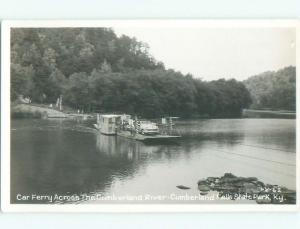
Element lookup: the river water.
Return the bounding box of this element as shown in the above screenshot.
[11,118,296,204]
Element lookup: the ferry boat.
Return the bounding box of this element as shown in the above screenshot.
[93,114,181,143]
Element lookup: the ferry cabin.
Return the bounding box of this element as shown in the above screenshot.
[99,114,121,135]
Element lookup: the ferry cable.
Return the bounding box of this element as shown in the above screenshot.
[210,148,296,167]
[236,143,295,153]
[208,151,296,177]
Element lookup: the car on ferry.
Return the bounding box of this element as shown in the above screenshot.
[138,120,159,135]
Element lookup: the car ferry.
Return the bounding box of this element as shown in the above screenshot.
[93,114,181,143]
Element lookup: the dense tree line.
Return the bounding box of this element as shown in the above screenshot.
[243,66,296,111]
[11,28,252,118]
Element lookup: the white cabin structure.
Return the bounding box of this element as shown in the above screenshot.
[98,114,121,135]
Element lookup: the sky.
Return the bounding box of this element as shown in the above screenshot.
[114,27,296,81]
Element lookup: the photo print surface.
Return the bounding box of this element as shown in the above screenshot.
[1,20,298,211]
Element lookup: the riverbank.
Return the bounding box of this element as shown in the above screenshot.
[11,103,94,119]
[11,103,237,120]
[12,103,68,118]
[11,103,296,121]
[243,109,296,119]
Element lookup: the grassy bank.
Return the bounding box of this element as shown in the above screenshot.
[11,103,67,119]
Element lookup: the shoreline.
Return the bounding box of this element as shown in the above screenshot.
[242,109,296,119]
[11,103,296,120]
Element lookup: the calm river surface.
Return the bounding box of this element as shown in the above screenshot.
[11,118,296,204]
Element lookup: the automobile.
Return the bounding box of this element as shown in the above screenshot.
[139,120,159,135]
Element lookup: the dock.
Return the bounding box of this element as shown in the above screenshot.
[117,131,181,143]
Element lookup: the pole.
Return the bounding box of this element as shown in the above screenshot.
[59,94,63,111]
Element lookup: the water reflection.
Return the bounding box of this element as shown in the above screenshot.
[95,133,185,161]
[96,134,142,160]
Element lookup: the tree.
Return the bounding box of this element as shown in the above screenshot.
[63,72,93,111]
[11,27,253,118]
[11,63,34,101]
[244,66,296,111]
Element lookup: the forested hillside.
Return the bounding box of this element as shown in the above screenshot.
[243,66,296,111]
[11,28,252,118]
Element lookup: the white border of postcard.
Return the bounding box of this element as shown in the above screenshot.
[1,19,300,212]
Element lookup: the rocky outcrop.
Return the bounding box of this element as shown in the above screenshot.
[176,185,191,190]
[197,173,296,204]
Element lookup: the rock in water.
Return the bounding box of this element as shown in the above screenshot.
[176,185,191,190]
[200,191,209,195]
[207,177,218,183]
[197,179,208,185]
[241,182,261,194]
[198,184,210,192]
[223,173,237,178]
[196,173,296,204]
[243,177,258,182]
